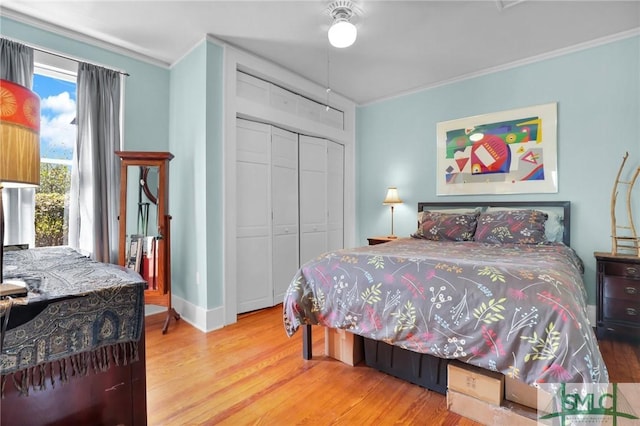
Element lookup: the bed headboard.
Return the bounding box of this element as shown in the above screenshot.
[416,201,571,246]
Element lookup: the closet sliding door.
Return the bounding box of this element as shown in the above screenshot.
[236,119,272,313]
[299,135,344,265]
[271,127,299,303]
[327,142,344,251]
[236,121,343,313]
[236,119,299,313]
[299,136,327,264]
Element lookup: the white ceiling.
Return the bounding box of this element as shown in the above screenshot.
[2,1,639,104]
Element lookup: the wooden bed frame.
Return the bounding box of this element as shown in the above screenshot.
[300,200,572,366]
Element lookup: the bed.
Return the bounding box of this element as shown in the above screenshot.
[1,246,147,425]
[283,201,608,394]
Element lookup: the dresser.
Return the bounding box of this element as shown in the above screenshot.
[594,252,640,339]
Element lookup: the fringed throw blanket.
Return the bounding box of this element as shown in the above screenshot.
[1,246,145,397]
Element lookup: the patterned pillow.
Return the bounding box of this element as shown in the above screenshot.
[412,212,479,241]
[474,210,548,244]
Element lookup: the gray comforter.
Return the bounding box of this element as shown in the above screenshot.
[283,238,608,386]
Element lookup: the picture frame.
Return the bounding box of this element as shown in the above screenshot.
[126,234,144,273]
[436,102,558,196]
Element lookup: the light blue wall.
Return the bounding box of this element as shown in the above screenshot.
[0,17,170,152]
[169,40,224,310]
[3,17,226,314]
[168,42,207,305]
[356,36,640,305]
[204,41,224,309]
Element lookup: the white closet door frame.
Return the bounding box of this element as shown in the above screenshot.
[224,47,356,327]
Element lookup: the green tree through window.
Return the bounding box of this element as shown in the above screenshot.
[33,69,76,247]
[35,163,71,246]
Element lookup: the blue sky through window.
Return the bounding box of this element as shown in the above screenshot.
[33,74,76,161]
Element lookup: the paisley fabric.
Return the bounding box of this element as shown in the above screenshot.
[1,246,145,395]
[283,238,608,386]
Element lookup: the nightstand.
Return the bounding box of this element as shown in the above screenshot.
[367,236,397,245]
[594,252,640,339]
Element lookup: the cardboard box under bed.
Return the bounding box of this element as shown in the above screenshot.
[363,337,449,394]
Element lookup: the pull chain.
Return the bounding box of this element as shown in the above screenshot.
[326,48,331,112]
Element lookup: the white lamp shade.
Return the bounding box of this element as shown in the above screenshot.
[383,187,402,205]
[328,19,357,48]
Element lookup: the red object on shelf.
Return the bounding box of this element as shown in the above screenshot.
[141,238,158,291]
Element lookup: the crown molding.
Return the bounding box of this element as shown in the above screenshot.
[362,28,640,107]
[0,6,170,69]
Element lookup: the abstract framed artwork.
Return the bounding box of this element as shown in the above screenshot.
[436,102,558,196]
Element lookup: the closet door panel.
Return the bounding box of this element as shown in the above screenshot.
[271,127,299,303]
[236,236,271,313]
[236,119,272,313]
[273,233,298,303]
[327,141,344,251]
[236,161,269,237]
[299,170,326,231]
[299,136,327,263]
[272,128,299,234]
[300,232,327,266]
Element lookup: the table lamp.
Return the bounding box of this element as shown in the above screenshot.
[382,186,402,239]
[0,79,40,298]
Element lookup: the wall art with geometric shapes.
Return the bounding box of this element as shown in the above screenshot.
[436,102,558,195]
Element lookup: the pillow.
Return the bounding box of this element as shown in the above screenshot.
[420,207,483,214]
[486,206,564,243]
[412,211,479,241]
[474,209,548,244]
[417,207,482,228]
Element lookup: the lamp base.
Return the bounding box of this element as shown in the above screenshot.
[387,235,398,239]
[0,281,28,299]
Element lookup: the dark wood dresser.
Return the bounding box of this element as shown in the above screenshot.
[594,252,640,339]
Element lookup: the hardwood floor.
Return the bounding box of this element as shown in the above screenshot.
[145,305,640,425]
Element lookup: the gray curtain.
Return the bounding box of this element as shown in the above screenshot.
[69,62,121,263]
[0,38,36,247]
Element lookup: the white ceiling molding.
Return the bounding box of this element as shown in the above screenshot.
[0,6,170,69]
[361,27,640,107]
[495,0,528,12]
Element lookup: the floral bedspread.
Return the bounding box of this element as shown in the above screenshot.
[283,238,608,385]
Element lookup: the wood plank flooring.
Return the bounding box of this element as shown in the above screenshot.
[145,305,640,425]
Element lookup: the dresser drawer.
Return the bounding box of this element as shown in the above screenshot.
[603,298,640,322]
[602,261,640,279]
[603,277,640,302]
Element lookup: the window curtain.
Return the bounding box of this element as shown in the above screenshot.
[68,63,121,263]
[0,38,36,247]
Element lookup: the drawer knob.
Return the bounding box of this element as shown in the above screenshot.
[626,307,638,316]
[625,286,638,295]
[625,267,638,276]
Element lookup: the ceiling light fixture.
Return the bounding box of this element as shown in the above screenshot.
[327,1,358,48]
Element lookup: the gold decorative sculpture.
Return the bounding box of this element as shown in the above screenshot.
[610,152,640,256]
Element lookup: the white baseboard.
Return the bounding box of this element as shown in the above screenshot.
[145,295,226,333]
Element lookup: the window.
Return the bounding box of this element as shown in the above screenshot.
[32,58,77,247]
